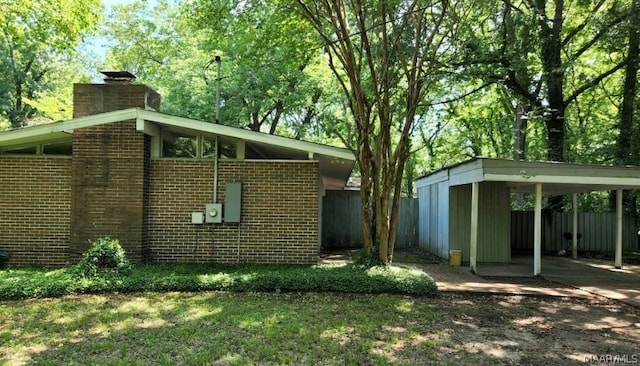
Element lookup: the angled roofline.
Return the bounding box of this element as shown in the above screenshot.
[414,157,640,194]
[0,108,356,162]
[136,109,355,161]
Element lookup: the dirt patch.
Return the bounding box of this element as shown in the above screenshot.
[427,292,640,365]
[394,249,640,364]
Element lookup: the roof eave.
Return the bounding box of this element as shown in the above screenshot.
[0,108,357,185]
[0,109,139,148]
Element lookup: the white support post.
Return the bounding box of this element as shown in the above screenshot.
[572,193,578,260]
[470,182,479,274]
[534,183,542,276]
[615,189,623,269]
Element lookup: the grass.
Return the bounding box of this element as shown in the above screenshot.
[0,253,440,364]
[0,291,443,365]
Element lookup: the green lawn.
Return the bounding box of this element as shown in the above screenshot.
[0,251,443,364]
[1,291,442,365]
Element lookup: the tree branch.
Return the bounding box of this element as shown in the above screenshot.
[566,12,629,63]
[561,0,606,47]
[421,82,494,107]
[565,60,627,105]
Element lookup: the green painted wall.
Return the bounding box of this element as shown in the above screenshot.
[449,182,511,263]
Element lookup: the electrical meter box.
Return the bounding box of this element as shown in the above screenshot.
[205,203,223,223]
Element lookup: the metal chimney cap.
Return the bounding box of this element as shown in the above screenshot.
[100,70,137,83]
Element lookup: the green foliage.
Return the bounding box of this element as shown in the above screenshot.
[0,0,101,128]
[353,251,385,268]
[73,237,132,278]
[0,250,9,269]
[297,0,464,263]
[0,262,437,300]
[1,291,446,365]
[102,0,336,141]
[447,0,635,163]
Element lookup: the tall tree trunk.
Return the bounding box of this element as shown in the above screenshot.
[535,0,565,213]
[619,0,640,165]
[614,0,640,215]
[536,0,566,162]
[403,140,416,198]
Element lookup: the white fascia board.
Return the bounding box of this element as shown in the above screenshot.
[136,118,160,136]
[0,109,138,146]
[137,109,355,161]
[0,108,355,162]
[484,173,640,187]
[449,168,485,186]
[414,170,449,188]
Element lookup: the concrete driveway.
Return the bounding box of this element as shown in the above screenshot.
[407,255,640,306]
[544,257,640,307]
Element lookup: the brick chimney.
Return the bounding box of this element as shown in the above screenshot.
[70,71,160,263]
[73,71,161,117]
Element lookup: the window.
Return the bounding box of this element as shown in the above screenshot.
[43,142,72,155]
[218,139,237,159]
[202,136,217,159]
[0,141,72,156]
[162,131,197,158]
[2,146,38,155]
[160,129,238,159]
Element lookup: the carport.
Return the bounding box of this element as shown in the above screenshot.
[415,158,640,276]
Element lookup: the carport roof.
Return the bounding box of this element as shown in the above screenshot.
[415,158,640,195]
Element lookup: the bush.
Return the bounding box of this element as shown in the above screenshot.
[74,237,131,278]
[0,262,438,300]
[0,250,9,269]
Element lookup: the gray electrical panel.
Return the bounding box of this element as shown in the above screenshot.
[224,182,242,222]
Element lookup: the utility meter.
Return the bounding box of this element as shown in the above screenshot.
[205,203,223,223]
[209,207,218,218]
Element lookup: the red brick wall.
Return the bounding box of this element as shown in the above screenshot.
[0,157,72,266]
[148,160,320,264]
[69,82,158,262]
[73,83,161,118]
[70,121,148,262]
[1,84,322,266]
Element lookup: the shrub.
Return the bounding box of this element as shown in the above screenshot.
[74,237,131,278]
[0,262,438,300]
[0,250,9,269]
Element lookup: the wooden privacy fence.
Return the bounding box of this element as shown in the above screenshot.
[323,193,638,253]
[511,211,638,252]
[322,192,418,249]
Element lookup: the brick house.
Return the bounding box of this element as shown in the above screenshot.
[0,73,355,266]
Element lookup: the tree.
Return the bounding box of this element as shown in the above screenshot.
[458,0,631,163]
[296,0,459,263]
[609,0,640,214]
[617,0,640,165]
[189,0,338,136]
[0,0,100,128]
[104,0,336,139]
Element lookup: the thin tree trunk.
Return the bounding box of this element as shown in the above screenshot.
[614,0,640,215]
[513,102,528,161]
[514,102,528,208]
[619,0,640,164]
